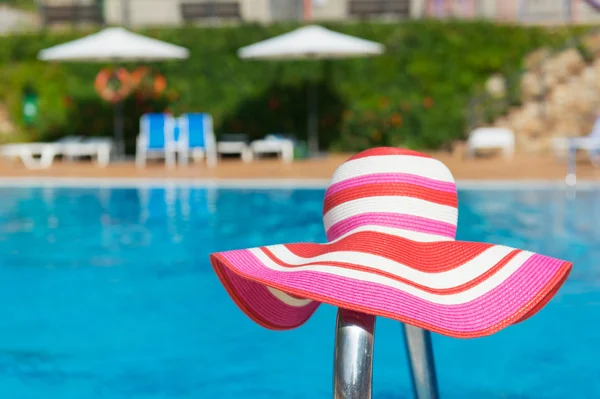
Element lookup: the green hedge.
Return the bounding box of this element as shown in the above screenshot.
[0,21,581,153]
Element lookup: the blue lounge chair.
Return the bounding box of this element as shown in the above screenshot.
[136,113,177,168]
[177,113,217,167]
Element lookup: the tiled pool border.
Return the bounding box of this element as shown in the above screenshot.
[0,177,598,190]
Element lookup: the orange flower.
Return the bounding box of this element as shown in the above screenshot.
[153,75,167,96]
[423,97,434,108]
[390,113,403,127]
[371,130,382,142]
[400,102,411,111]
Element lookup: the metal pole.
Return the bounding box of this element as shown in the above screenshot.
[566,139,576,198]
[307,81,319,156]
[114,99,125,159]
[333,309,376,399]
[403,325,440,399]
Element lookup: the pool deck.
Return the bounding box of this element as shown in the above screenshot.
[0,152,598,182]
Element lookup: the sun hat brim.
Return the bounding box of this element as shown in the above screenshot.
[210,230,572,338]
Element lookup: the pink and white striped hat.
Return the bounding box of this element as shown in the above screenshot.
[210,147,572,338]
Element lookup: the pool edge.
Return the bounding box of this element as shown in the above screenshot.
[0,177,598,190]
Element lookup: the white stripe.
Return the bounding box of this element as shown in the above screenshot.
[249,248,535,305]
[329,225,453,243]
[266,287,313,307]
[267,245,515,289]
[323,196,458,232]
[329,155,455,185]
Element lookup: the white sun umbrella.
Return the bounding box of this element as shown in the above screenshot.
[37,27,190,158]
[38,27,189,62]
[238,25,384,155]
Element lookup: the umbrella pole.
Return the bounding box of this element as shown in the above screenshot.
[307,80,319,156]
[333,309,375,399]
[114,99,125,160]
[402,325,440,399]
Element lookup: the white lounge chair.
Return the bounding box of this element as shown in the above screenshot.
[63,137,114,166]
[135,113,178,168]
[552,118,600,167]
[250,134,294,163]
[177,113,217,167]
[0,136,114,169]
[216,134,252,163]
[466,127,515,158]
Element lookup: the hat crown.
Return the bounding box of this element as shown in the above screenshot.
[322,147,458,242]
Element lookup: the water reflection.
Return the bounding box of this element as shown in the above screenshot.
[0,185,228,269]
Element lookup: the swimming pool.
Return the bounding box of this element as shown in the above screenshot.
[0,183,598,399]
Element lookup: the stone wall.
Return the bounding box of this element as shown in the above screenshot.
[490,38,600,154]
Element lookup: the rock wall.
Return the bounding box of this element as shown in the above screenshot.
[490,40,600,154]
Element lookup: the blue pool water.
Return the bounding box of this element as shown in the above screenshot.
[0,184,598,399]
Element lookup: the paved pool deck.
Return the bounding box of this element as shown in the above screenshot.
[0,152,598,181]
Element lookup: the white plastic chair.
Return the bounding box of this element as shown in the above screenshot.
[216,134,253,163]
[250,134,294,163]
[552,118,600,167]
[466,127,515,158]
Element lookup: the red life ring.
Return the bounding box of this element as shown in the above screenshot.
[94,68,132,103]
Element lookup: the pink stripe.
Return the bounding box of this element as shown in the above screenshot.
[217,250,564,333]
[326,213,457,241]
[326,173,456,197]
[221,266,318,328]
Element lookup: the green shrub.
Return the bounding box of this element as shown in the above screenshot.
[0,21,581,153]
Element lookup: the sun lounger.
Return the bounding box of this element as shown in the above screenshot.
[0,136,114,169]
[0,142,62,169]
[250,134,294,163]
[217,133,252,163]
[466,127,515,158]
[63,137,114,166]
[177,113,217,167]
[552,118,600,167]
[135,113,177,168]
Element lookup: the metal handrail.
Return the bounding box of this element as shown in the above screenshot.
[333,309,439,399]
